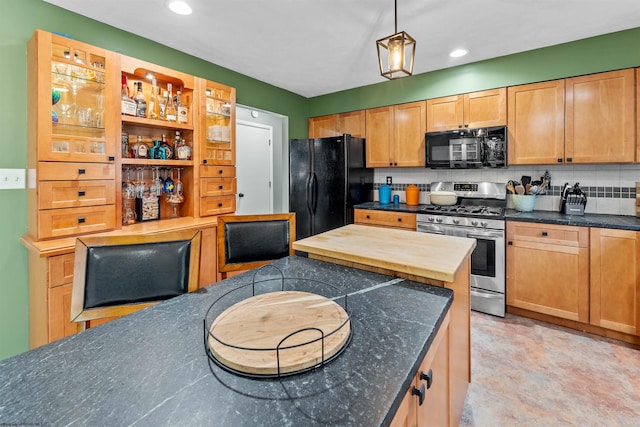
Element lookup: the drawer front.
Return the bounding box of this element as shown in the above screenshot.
[354,209,416,230]
[507,222,589,247]
[49,253,75,288]
[39,162,116,181]
[199,196,236,217]
[39,205,116,239]
[200,178,236,197]
[39,180,116,209]
[39,136,115,164]
[199,165,236,178]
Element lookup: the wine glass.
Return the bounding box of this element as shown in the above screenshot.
[166,168,183,218]
[122,168,136,225]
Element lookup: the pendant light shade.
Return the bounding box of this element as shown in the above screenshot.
[377,0,416,79]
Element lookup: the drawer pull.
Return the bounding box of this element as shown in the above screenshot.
[218,203,223,207]
[203,159,208,164]
[219,169,224,174]
[397,218,402,222]
[420,369,433,389]
[411,384,426,406]
[542,231,548,236]
[219,185,224,190]
[366,215,371,219]
[78,168,86,175]
[78,190,86,197]
[78,217,86,224]
[108,156,115,161]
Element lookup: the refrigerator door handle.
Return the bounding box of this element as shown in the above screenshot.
[309,173,318,213]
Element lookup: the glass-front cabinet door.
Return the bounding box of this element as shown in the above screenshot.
[32,30,119,163]
[200,80,236,166]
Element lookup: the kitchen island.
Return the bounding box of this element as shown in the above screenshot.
[0,226,474,426]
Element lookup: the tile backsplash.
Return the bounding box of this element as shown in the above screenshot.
[373,164,640,216]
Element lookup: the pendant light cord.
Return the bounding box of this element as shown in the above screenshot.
[394,0,398,34]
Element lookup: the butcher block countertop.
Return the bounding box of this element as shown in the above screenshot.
[293,224,477,283]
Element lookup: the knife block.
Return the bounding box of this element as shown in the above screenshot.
[562,203,585,215]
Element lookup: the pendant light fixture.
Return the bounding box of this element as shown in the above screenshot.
[376,0,416,80]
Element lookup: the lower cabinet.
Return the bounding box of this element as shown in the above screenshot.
[507,221,640,341]
[354,209,417,230]
[590,228,640,335]
[391,312,450,427]
[506,222,590,322]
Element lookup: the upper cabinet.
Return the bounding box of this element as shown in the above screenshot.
[308,110,365,138]
[28,30,119,239]
[509,69,636,165]
[507,80,565,165]
[426,88,506,132]
[565,69,635,164]
[366,101,426,168]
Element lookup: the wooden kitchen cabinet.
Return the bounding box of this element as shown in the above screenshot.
[27,30,119,240]
[355,209,416,230]
[590,228,640,335]
[565,69,635,164]
[391,313,450,427]
[506,221,590,322]
[426,88,506,132]
[308,110,366,138]
[366,101,426,167]
[507,80,565,165]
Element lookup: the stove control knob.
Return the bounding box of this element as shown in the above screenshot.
[452,218,460,225]
[471,220,478,226]
[428,216,434,222]
[435,217,443,223]
[480,221,488,228]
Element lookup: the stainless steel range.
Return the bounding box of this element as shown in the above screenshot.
[416,182,506,317]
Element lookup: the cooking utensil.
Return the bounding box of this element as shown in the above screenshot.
[525,184,533,195]
[515,184,525,195]
[521,176,532,187]
[506,181,516,194]
[430,190,457,205]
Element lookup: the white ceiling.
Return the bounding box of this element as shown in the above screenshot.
[43,0,640,98]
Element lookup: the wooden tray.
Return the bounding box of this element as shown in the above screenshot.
[208,291,350,376]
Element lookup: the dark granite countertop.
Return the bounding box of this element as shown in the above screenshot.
[0,256,452,427]
[355,202,640,232]
[504,209,640,231]
[355,201,424,213]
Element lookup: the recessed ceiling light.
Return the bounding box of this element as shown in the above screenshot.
[449,49,468,58]
[168,1,192,15]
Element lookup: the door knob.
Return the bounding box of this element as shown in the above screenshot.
[238,193,245,198]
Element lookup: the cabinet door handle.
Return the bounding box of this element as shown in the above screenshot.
[108,156,115,161]
[78,190,86,197]
[507,241,513,245]
[566,157,573,163]
[203,159,208,164]
[389,162,393,166]
[420,369,433,389]
[557,158,563,163]
[411,384,426,406]
[542,231,548,236]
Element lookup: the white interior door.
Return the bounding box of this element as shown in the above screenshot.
[236,121,273,214]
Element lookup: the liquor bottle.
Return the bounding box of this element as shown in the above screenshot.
[159,89,168,121]
[161,133,173,159]
[176,90,188,124]
[176,133,191,160]
[173,131,181,159]
[134,82,147,118]
[121,74,137,116]
[136,135,148,159]
[165,83,177,122]
[148,78,160,120]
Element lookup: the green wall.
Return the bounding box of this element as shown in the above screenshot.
[309,27,640,115]
[2,0,640,360]
[0,0,308,360]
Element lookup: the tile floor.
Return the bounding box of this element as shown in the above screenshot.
[460,312,640,427]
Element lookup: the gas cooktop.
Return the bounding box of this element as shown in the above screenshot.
[420,204,504,217]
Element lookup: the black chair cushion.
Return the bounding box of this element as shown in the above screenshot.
[84,240,191,309]
[224,220,290,264]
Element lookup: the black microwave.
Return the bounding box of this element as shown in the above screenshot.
[425,126,507,169]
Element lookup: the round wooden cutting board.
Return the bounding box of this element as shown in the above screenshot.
[208,291,351,376]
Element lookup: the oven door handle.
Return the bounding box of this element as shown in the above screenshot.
[470,289,503,299]
[466,231,503,240]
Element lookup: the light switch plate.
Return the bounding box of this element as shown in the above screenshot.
[0,169,26,190]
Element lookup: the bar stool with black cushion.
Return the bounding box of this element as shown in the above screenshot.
[217,213,296,279]
[70,229,202,326]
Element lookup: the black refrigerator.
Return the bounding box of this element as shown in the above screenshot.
[289,135,373,240]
